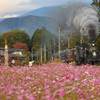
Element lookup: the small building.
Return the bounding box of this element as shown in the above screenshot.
[8,49,25,62]
[0,47,5,62]
[0,47,25,63]
[8,49,23,56]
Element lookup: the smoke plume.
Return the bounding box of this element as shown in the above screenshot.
[47,1,99,41]
[73,6,99,41]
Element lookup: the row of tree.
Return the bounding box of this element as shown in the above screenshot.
[0,27,57,51]
[0,27,99,52]
[0,30,30,50]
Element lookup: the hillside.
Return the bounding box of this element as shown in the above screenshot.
[0,15,58,37]
[22,6,60,17]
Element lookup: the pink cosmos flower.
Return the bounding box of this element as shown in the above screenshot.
[95,85,99,88]
[59,92,64,96]
[24,88,27,91]
[29,94,35,100]
[45,95,51,99]
[17,96,23,100]
[90,95,94,98]
[66,76,69,79]
[15,91,20,94]
[45,90,50,94]
[6,96,11,99]
[80,99,85,100]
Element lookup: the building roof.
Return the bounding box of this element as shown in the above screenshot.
[8,54,25,58]
[0,47,24,52]
[8,49,23,52]
[0,47,5,50]
[0,54,4,57]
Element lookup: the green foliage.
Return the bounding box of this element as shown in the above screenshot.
[5,38,7,45]
[14,60,22,66]
[31,27,54,51]
[0,30,31,49]
[70,33,80,48]
[8,57,25,67]
[91,0,100,21]
[32,61,42,65]
[51,59,64,63]
[0,63,2,66]
[70,33,88,48]
[91,0,100,7]
[23,51,31,64]
[24,57,30,65]
[31,27,57,62]
[95,34,100,51]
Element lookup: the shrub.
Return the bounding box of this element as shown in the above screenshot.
[32,61,42,65]
[51,59,65,63]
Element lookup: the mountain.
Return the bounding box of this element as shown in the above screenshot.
[0,19,4,22]
[22,6,60,17]
[0,15,58,37]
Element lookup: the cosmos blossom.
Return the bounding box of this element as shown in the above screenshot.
[0,62,100,100]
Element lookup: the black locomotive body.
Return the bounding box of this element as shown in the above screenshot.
[75,43,100,65]
[52,43,100,65]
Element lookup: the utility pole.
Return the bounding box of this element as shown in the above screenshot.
[44,43,46,62]
[80,36,83,44]
[68,36,70,48]
[58,25,61,60]
[5,39,8,66]
[36,51,38,61]
[54,36,55,53]
[31,48,33,61]
[50,40,52,60]
[41,46,42,63]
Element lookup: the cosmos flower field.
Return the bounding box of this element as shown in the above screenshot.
[0,62,100,100]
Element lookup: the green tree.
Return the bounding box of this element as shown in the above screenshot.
[91,0,100,21]
[95,34,100,51]
[0,30,31,49]
[31,27,55,61]
[69,32,89,48]
[91,0,100,51]
[23,50,31,64]
[31,27,53,51]
[70,33,80,48]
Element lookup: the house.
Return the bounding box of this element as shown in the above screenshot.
[0,47,25,63]
[8,49,25,62]
[0,47,5,62]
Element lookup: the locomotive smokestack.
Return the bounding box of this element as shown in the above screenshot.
[89,29,96,42]
[88,24,97,42]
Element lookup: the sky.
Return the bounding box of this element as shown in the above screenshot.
[0,0,93,19]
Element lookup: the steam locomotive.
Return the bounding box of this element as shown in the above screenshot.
[52,42,100,65]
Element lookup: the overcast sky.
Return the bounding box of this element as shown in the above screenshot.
[0,0,93,19]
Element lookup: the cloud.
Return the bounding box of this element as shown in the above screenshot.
[3,14,19,18]
[0,0,36,18]
[0,0,92,18]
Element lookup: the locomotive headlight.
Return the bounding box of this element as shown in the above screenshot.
[92,43,95,46]
[92,51,97,56]
[81,47,83,49]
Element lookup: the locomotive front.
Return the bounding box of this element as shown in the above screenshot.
[86,43,100,64]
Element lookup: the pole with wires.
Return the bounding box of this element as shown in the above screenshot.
[58,25,61,60]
